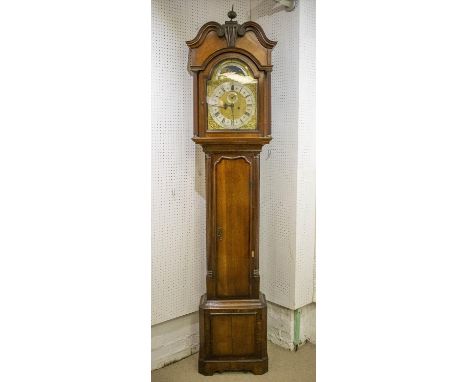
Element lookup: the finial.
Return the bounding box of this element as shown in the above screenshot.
[227,5,237,21]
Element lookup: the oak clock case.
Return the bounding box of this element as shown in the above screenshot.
[187,10,276,376]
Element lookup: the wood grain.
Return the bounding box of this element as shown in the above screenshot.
[215,157,251,297]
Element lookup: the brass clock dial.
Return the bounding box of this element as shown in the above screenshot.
[206,59,257,130]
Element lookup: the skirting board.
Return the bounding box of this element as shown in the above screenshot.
[151,302,316,370]
[151,312,199,370]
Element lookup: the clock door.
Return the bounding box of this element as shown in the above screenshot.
[214,156,252,298]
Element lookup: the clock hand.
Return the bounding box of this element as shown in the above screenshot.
[230,104,235,125]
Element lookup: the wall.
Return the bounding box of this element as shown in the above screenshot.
[295,0,316,307]
[268,301,316,351]
[151,0,252,326]
[299,302,316,346]
[151,312,199,370]
[252,0,300,310]
[252,0,316,311]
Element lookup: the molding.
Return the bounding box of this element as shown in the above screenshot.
[213,155,252,167]
[200,292,267,310]
[192,48,273,72]
[239,21,277,49]
[186,21,223,48]
[193,136,272,154]
[192,136,272,145]
[186,21,276,50]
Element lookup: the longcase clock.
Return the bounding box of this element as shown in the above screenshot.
[186,8,276,376]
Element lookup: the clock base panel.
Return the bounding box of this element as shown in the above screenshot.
[198,293,268,375]
[198,357,268,376]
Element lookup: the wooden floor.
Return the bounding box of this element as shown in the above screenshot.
[152,341,315,382]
